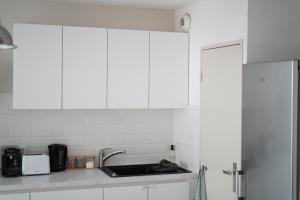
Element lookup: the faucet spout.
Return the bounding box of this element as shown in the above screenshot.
[103,150,126,162]
[98,149,126,168]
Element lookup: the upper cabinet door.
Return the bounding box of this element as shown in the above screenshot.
[107,29,149,109]
[63,26,107,109]
[149,32,189,108]
[13,24,63,109]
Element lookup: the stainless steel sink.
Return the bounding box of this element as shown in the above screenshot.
[100,163,191,177]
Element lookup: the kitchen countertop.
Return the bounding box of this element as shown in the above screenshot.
[0,169,197,194]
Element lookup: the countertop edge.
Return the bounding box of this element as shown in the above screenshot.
[0,170,198,195]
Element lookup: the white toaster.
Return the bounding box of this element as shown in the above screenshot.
[22,154,50,175]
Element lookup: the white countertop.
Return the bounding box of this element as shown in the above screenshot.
[0,169,197,194]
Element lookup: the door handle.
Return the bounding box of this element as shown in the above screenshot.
[223,163,244,200]
[223,163,238,193]
[223,169,235,175]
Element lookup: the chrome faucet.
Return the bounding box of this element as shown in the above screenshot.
[98,148,126,168]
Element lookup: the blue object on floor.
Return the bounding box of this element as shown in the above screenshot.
[193,165,207,200]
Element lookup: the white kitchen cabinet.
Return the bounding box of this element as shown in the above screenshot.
[104,185,147,200]
[149,32,189,108]
[63,26,107,109]
[104,182,189,200]
[107,29,149,108]
[148,182,189,200]
[13,24,62,109]
[0,193,29,200]
[13,23,189,110]
[31,188,103,200]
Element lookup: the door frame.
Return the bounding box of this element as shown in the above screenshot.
[199,39,244,167]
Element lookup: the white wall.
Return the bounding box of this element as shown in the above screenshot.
[174,0,248,171]
[0,0,174,93]
[247,0,300,62]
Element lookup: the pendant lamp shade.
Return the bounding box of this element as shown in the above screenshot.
[0,20,17,50]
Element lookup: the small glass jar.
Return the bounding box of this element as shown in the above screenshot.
[86,156,95,169]
[67,156,76,169]
[76,156,87,168]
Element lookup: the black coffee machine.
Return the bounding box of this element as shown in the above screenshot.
[1,147,22,177]
[48,144,67,172]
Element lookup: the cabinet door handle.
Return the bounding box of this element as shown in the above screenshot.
[149,184,157,189]
[139,185,148,190]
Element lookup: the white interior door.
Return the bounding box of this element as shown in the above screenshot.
[201,44,242,200]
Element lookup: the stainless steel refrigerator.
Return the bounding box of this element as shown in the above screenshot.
[242,60,299,200]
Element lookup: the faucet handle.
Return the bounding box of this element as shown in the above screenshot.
[99,148,112,153]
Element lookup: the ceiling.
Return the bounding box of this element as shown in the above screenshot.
[42,0,200,9]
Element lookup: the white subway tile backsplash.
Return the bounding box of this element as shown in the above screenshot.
[116,145,136,154]
[10,109,32,116]
[77,128,97,136]
[20,137,43,147]
[136,121,170,133]
[0,93,173,164]
[108,135,127,145]
[145,134,170,144]
[21,116,43,126]
[0,116,20,126]
[65,136,85,146]
[55,127,78,136]
[126,135,147,144]
[116,124,137,134]
[32,127,55,137]
[65,115,87,126]
[86,111,126,126]
[42,137,65,146]
[0,128,9,137]
[125,110,147,123]
[123,155,146,165]
[155,144,170,153]
[136,144,156,154]
[85,136,107,146]
[96,126,116,135]
[0,94,11,114]
[10,127,32,137]
[0,138,20,147]
[43,114,65,125]
[0,103,10,114]
[68,147,97,156]
[146,153,170,164]
[24,147,48,154]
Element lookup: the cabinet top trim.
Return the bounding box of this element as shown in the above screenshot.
[13,23,188,35]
